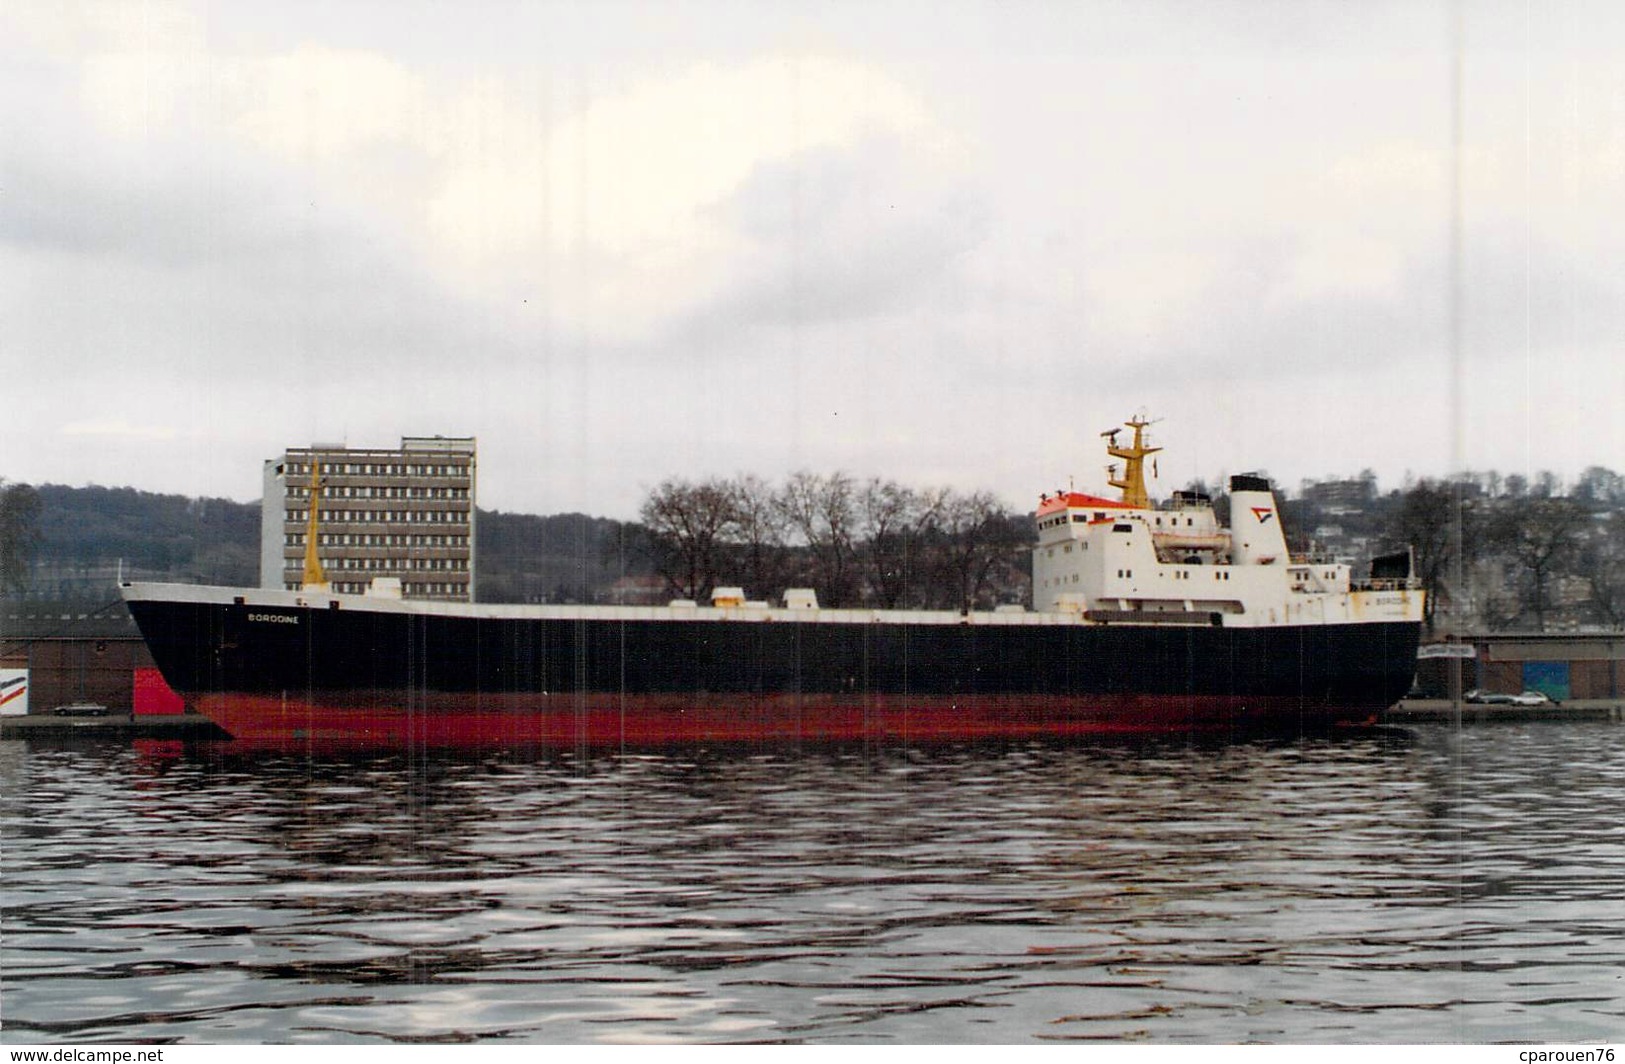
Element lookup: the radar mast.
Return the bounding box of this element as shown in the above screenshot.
[1102,415,1161,509]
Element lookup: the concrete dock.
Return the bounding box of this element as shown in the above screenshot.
[0,713,230,741]
[1382,699,1625,723]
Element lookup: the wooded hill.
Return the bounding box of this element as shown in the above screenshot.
[9,484,644,605]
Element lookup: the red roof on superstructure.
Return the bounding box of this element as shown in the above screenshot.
[1035,491,1136,517]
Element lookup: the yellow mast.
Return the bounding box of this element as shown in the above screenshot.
[302,460,329,592]
[1102,415,1161,509]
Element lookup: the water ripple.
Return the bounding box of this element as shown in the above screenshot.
[3,724,1624,1042]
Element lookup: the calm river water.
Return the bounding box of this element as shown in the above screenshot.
[2,723,1623,1044]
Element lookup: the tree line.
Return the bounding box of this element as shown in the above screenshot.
[1372,468,1625,634]
[4,466,1623,632]
[636,473,1030,611]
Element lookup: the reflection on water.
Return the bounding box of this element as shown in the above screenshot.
[2,725,1623,1043]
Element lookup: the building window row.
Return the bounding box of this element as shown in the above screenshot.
[288,485,469,501]
[287,509,469,525]
[289,557,468,573]
[287,461,469,478]
[286,532,469,548]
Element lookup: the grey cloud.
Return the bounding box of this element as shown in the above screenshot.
[1,116,530,387]
[674,140,991,340]
[1015,230,1625,399]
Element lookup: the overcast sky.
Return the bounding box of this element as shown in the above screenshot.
[4,1,1622,518]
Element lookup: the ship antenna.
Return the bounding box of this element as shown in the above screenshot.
[1104,414,1163,508]
[303,460,330,592]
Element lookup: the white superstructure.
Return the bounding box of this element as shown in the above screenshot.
[1031,420,1421,629]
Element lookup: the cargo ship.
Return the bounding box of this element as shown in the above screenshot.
[121,419,1423,745]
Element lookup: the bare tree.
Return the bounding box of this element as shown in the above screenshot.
[778,471,860,606]
[930,489,1029,612]
[1485,496,1588,630]
[727,474,792,601]
[1575,466,1625,509]
[639,478,738,600]
[1387,478,1482,634]
[858,479,945,608]
[1579,511,1625,627]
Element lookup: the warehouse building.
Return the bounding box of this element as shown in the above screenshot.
[0,605,182,718]
[1414,631,1625,700]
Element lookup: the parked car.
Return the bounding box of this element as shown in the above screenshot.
[51,702,110,717]
[1463,689,1559,707]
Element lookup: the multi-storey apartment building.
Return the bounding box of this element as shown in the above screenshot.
[260,436,476,601]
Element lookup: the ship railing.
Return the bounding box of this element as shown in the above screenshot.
[1350,576,1420,593]
[1289,549,1341,565]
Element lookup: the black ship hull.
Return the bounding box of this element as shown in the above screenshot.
[125,590,1421,746]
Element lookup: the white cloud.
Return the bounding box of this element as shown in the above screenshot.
[423,54,955,336]
[57,21,966,342]
[1325,140,1449,199]
[222,45,426,161]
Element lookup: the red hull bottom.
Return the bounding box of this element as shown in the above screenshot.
[192,691,1384,748]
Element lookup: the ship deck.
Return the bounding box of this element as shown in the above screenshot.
[124,581,1143,626]
[121,581,1404,628]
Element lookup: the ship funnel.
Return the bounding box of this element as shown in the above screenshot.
[1228,473,1287,565]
